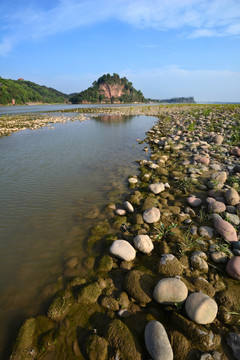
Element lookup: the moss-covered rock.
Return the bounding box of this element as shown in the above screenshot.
[141,197,159,211]
[112,216,128,230]
[10,318,37,360]
[87,221,110,248]
[123,270,155,304]
[96,255,114,272]
[169,330,191,360]
[85,334,108,360]
[100,296,119,311]
[106,319,143,360]
[47,294,73,321]
[77,282,102,305]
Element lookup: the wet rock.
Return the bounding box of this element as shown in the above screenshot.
[185,292,218,324]
[212,134,224,145]
[224,187,240,206]
[191,251,209,273]
[124,201,134,213]
[213,218,238,242]
[65,256,79,269]
[187,196,202,207]
[124,270,154,304]
[47,293,73,321]
[86,334,108,360]
[96,255,114,272]
[168,331,190,360]
[144,321,173,360]
[153,278,188,305]
[100,296,119,311]
[77,282,102,305]
[226,256,240,280]
[143,207,161,223]
[133,234,154,254]
[199,226,214,238]
[227,332,240,360]
[109,240,136,261]
[106,319,142,360]
[149,182,165,194]
[172,312,221,352]
[158,254,183,276]
[10,318,37,360]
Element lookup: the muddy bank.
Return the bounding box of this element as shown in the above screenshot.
[10,104,240,360]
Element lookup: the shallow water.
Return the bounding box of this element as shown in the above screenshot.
[0,114,156,358]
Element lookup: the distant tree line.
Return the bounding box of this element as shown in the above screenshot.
[69,73,145,104]
[146,96,195,104]
[0,77,68,105]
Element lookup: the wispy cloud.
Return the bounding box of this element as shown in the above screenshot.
[1,0,240,55]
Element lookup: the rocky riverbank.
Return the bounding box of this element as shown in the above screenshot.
[10,104,240,360]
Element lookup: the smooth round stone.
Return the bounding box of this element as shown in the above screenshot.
[185,293,218,324]
[128,177,138,184]
[195,156,210,165]
[149,182,165,194]
[109,240,136,261]
[143,207,160,224]
[208,200,226,213]
[199,226,214,238]
[225,213,240,225]
[230,147,240,157]
[226,205,237,214]
[144,321,173,360]
[213,218,238,242]
[226,256,240,280]
[149,163,159,169]
[115,209,126,216]
[224,188,240,206]
[233,249,240,256]
[212,134,224,145]
[233,241,240,251]
[133,234,154,254]
[153,278,188,305]
[187,196,202,207]
[124,201,134,213]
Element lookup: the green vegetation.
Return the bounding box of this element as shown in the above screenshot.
[146,96,195,104]
[0,77,68,105]
[69,73,145,104]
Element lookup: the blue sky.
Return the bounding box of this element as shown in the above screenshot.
[0,0,240,102]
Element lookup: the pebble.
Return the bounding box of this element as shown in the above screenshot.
[211,251,228,263]
[128,177,138,184]
[191,251,209,272]
[224,187,240,206]
[208,200,226,213]
[225,213,240,225]
[195,156,210,165]
[227,333,240,360]
[198,226,214,238]
[115,209,126,216]
[212,134,224,145]
[213,218,238,242]
[153,278,188,305]
[233,241,240,250]
[226,256,240,280]
[143,207,161,223]
[109,240,136,261]
[226,205,237,214]
[124,201,134,213]
[230,147,240,157]
[133,234,154,254]
[149,182,165,194]
[185,292,218,324]
[187,196,202,207]
[144,321,173,360]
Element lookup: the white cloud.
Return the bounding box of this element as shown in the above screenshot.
[1,0,240,55]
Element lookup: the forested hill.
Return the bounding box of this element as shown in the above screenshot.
[0,77,68,105]
[69,73,145,104]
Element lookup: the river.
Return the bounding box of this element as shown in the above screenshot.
[0,111,156,358]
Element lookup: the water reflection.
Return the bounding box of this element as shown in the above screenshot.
[94,114,132,124]
[0,114,156,358]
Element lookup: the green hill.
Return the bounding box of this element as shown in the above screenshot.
[69,73,145,104]
[0,77,68,105]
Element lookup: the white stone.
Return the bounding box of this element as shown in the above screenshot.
[128,177,138,184]
[149,182,165,194]
[185,292,218,324]
[109,240,136,261]
[143,207,160,223]
[133,235,154,254]
[124,201,134,213]
[144,321,173,360]
[153,278,188,305]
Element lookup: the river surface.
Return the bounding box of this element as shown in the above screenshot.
[0,113,156,358]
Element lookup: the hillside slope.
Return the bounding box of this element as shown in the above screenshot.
[69,73,145,104]
[0,77,68,105]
